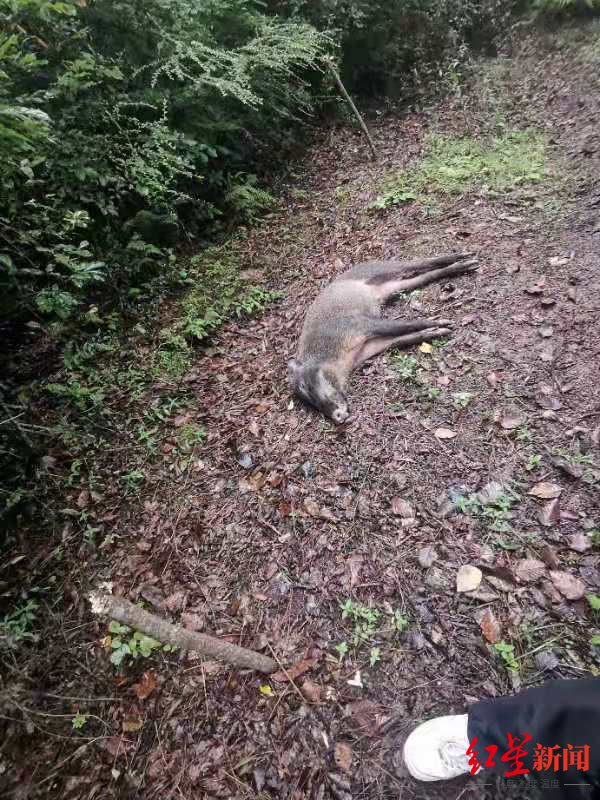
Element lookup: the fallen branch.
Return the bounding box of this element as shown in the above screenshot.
[325,58,377,161]
[89,592,277,674]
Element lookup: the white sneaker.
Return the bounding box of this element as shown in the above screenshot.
[403,714,473,782]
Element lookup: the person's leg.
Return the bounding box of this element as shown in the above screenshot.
[404,679,600,797]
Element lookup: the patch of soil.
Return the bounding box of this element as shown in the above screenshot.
[2,22,600,800]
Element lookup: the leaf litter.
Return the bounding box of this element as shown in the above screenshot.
[6,24,600,800]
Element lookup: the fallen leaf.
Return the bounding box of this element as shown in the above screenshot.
[535,383,562,410]
[528,482,562,500]
[272,658,316,682]
[347,671,363,688]
[122,716,144,733]
[301,679,321,704]
[552,457,583,479]
[259,685,274,697]
[538,498,561,527]
[173,413,192,428]
[434,428,457,440]
[319,506,338,523]
[541,545,560,570]
[417,546,437,569]
[346,554,363,588]
[567,534,591,553]
[419,342,433,354]
[486,371,502,388]
[391,497,414,517]
[480,609,502,643]
[76,489,90,509]
[303,497,320,517]
[456,565,482,593]
[132,671,158,701]
[498,412,525,430]
[334,742,353,773]
[549,571,586,601]
[514,559,546,584]
[549,256,570,267]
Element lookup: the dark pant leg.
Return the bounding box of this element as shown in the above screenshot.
[467,679,600,799]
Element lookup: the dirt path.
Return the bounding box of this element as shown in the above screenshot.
[4,22,600,800]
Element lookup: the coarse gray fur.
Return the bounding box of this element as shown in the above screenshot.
[289,253,479,423]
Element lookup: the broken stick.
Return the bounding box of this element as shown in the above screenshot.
[325,58,377,161]
[89,591,277,674]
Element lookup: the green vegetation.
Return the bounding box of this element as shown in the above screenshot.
[370,130,548,211]
[492,641,519,672]
[335,599,409,665]
[106,620,175,667]
[454,489,518,535]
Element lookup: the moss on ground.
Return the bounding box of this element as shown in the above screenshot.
[370,129,548,210]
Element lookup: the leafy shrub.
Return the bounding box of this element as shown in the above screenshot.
[0,0,326,327]
[268,0,513,97]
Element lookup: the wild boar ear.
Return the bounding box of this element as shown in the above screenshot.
[287,358,303,382]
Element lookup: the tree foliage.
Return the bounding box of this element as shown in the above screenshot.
[0,0,326,327]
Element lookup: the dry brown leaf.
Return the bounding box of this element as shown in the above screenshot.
[434,428,457,440]
[538,498,561,527]
[549,571,586,601]
[132,671,158,701]
[480,609,502,643]
[541,545,560,569]
[535,383,562,410]
[345,700,382,737]
[514,559,546,584]
[272,658,316,683]
[456,565,482,593]
[498,412,525,430]
[173,413,192,428]
[76,489,90,509]
[347,554,363,588]
[391,497,414,517]
[528,482,562,500]
[248,421,260,437]
[319,506,338,523]
[300,679,321,704]
[122,716,144,733]
[303,498,320,517]
[334,742,353,773]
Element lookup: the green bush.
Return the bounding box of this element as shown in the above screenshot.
[0,0,326,327]
[267,0,512,97]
